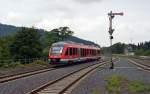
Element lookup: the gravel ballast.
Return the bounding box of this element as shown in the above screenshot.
[70,58,150,94]
[0,61,101,94]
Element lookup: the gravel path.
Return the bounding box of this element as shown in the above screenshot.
[70,58,150,94]
[0,61,100,94]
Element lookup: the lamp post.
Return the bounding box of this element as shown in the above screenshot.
[108,11,123,69]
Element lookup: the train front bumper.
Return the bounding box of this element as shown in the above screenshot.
[48,58,68,64]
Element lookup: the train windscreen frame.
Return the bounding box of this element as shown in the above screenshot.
[50,46,63,55]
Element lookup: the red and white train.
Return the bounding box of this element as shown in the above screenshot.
[48,41,101,64]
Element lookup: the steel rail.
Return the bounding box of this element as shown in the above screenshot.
[27,61,110,94]
[0,67,55,83]
[128,59,150,72]
[0,60,108,83]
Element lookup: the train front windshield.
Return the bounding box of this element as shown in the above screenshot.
[50,46,63,55]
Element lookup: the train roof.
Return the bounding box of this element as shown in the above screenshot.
[52,41,100,49]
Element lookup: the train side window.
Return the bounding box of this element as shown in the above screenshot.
[84,49,85,56]
[74,48,76,55]
[81,48,82,56]
[81,49,84,56]
[87,49,89,55]
[69,48,73,55]
[81,48,83,56]
[98,50,100,55]
[75,48,77,55]
[89,49,91,55]
[96,50,97,55]
[78,48,80,56]
[86,49,87,56]
[84,49,86,56]
[72,48,74,55]
[73,48,75,55]
[83,49,85,56]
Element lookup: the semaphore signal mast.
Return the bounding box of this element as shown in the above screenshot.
[108,11,124,69]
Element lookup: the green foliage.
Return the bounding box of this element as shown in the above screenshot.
[105,75,150,93]
[44,27,74,47]
[137,41,150,50]
[111,42,126,54]
[128,81,150,93]
[0,23,20,37]
[105,75,121,94]
[91,88,99,94]
[0,59,48,69]
[135,49,150,56]
[32,60,48,65]
[102,41,150,56]
[0,60,48,69]
[135,49,145,56]
[42,47,49,57]
[50,26,74,41]
[58,27,74,40]
[0,61,23,69]
[101,42,126,54]
[0,36,13,60]
[135,41,150,56]
[144,50,150,56]
[10,27,42,59]
[44,31,59,47]
[101,47,110,55]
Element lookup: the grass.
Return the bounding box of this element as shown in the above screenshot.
[32,60,48,65]
[128,81,150,93]
[105,75,121,94]
[0,62,24,69]
[0,60,48,69]
[105,75,150,94]
[91,88,99,94]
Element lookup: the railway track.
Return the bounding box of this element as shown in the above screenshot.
[27,61,109,94]
[128,59,150,72]
[0,67,56,83]
[132,58,150,65]
[0,59,107,83]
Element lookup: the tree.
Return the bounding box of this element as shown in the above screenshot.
[111,42,126,54]
[0,36,12,59]
[44,27,74,47]
[10,27,42,59]
[135,41,150,56]
[51,26,74,40]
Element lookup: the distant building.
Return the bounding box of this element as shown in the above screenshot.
[124,45,135,56]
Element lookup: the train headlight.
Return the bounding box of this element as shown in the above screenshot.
[48,59,51,62]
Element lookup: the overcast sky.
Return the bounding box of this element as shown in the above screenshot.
[0,0,150,46]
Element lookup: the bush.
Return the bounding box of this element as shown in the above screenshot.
[0,61,23,69]
[42,47,49,57]
[143,50,150,56]
[135,49,150,56]
[32,60,48,65]
[135,49,144,56]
